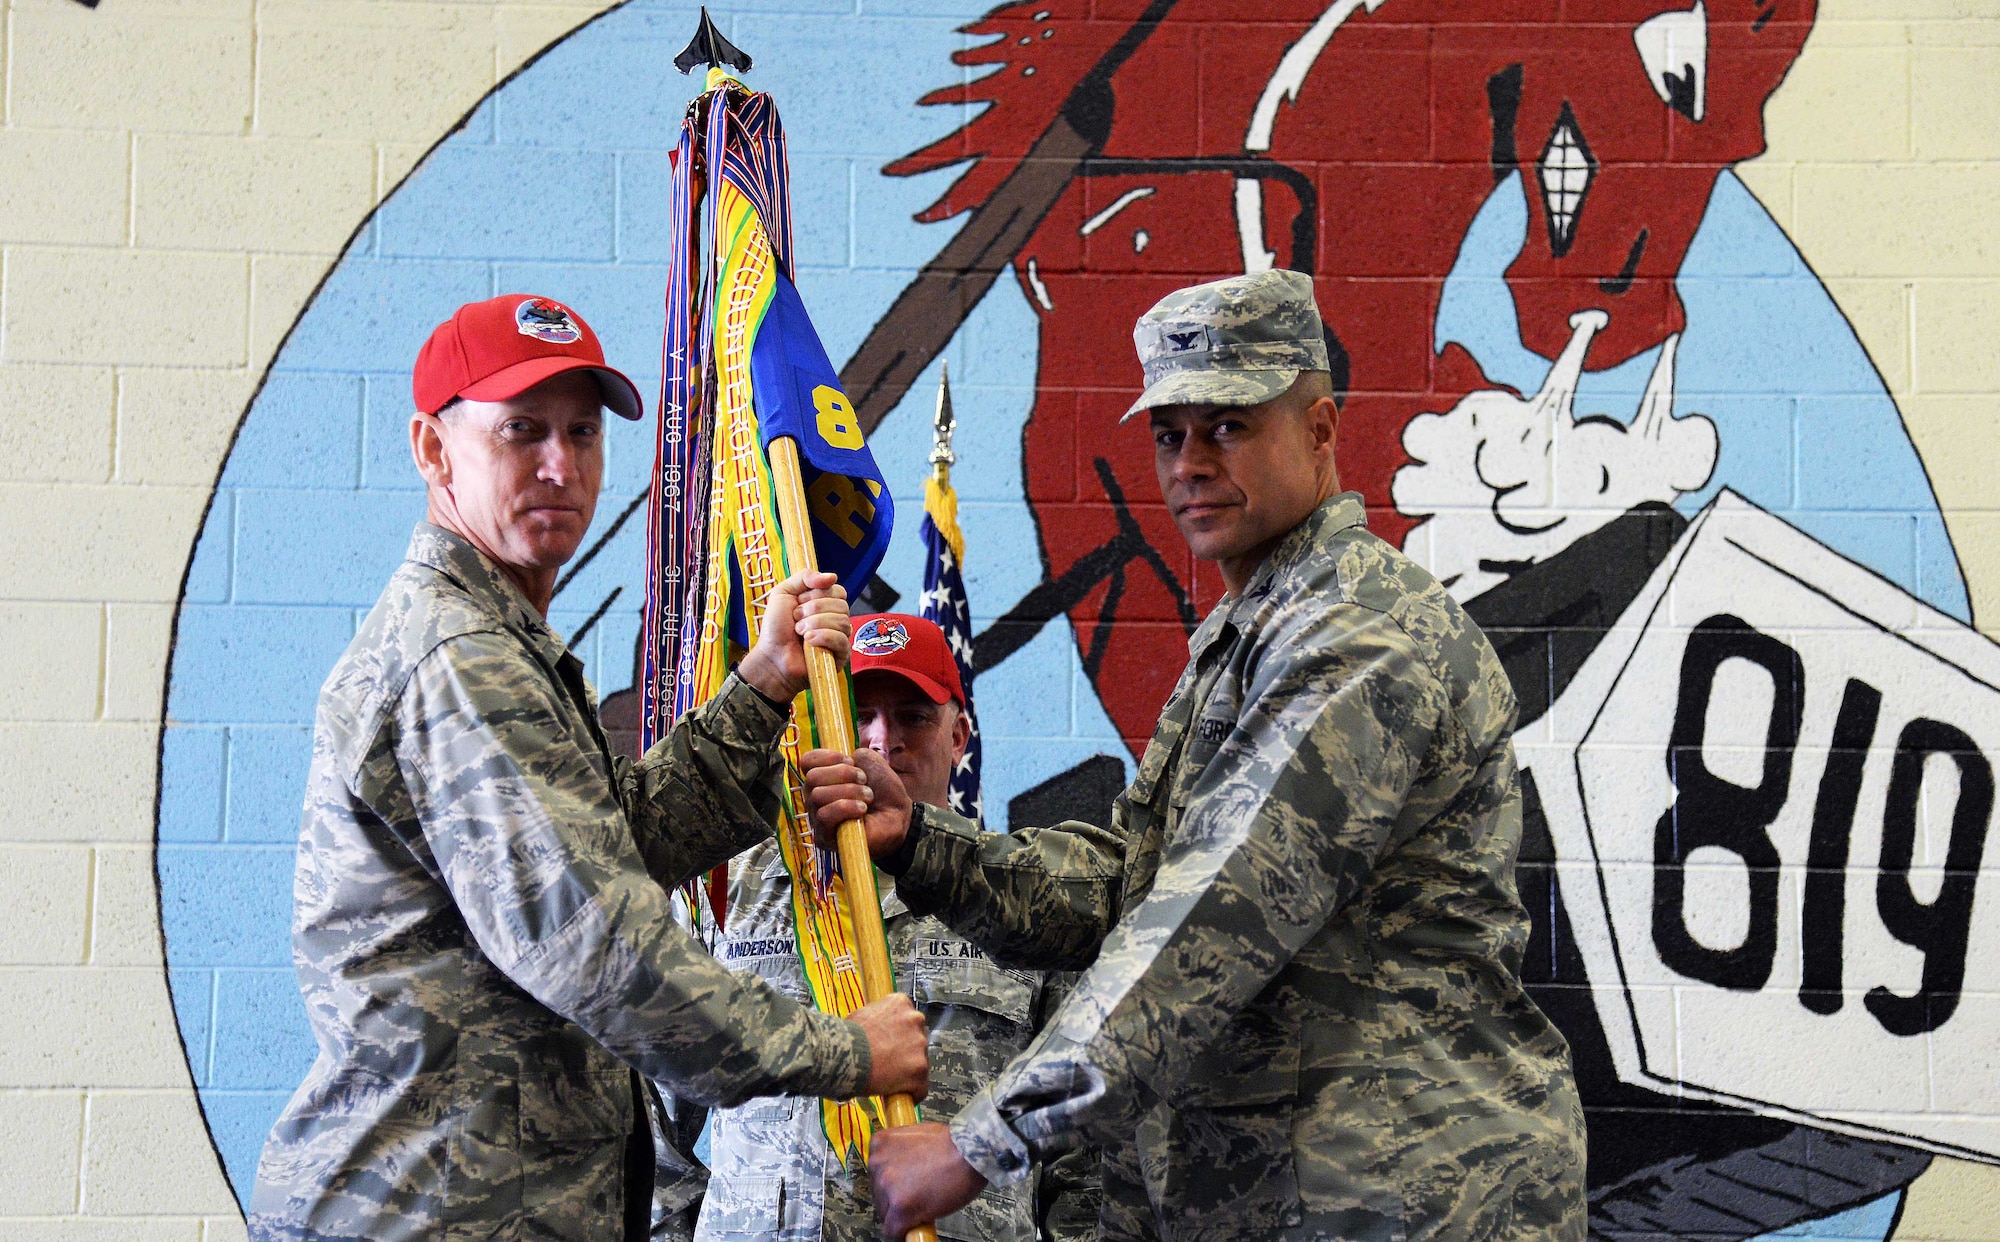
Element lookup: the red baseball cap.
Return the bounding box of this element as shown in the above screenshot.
[849,614,965,710]
[413,294,643,419]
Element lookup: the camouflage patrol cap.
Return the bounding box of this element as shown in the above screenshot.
[1123,269,1329,423]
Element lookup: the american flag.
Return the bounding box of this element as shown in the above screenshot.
[921,367,982,822]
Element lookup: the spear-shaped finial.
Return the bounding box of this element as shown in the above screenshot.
[930,362,957,483]
[675,6,753,76]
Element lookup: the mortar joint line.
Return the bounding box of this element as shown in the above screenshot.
[2,5,12,129]
[80,843,99,964]
[95,603,107,721]
[108,368,123,486]
[74,1085,90,1213]
[126,131,138,249]
[249,0,263,138]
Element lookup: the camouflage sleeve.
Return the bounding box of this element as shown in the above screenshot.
[616,672,790,888]
[884,805,1130,971]
[948,604,1444,1183]
[391,632,872,1106]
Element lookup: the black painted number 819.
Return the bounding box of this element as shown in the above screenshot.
[1652,614,1994,1036]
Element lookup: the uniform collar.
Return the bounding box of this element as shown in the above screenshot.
[1188,491,1367,661]
[406,523,576,671]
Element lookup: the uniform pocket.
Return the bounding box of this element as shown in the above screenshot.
[905,948,1036,1026]
[706,1094,805,1182]
[1153,1102,1304,1242]
[1127,682,1193,805]
[717,1093,799,1141]
[1154,1001,1307,1240]
[517,1052,628,1144]
[938,1174,1037,1242]
[736,1095,798,1121]
[700,1174,786,1235]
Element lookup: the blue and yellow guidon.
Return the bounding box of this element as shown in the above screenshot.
[698,169,896,1163]
[749,271,893,600]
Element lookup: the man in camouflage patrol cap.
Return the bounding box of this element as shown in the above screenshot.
[803,269,1588,1240]
[248,294,930,1242]
[694,614,1097,1242]
[1120,266,1331,415]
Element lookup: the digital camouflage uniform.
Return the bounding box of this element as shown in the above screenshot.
[884,493,1588,1242]
[693,840,1091,1242]
[249,525,874,1242]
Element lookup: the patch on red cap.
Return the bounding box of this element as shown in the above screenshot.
[853,618,911,656]
[514,298,582,344]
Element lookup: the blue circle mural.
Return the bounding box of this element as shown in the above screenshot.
[157,1,1980,1237]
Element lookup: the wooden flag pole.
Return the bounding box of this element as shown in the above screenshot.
[767,435,939,1242]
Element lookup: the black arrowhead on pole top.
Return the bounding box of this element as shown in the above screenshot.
[675,7,752,75]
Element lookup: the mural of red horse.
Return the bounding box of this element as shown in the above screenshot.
[885,0,1815,751]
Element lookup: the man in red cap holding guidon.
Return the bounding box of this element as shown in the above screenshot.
[248,295,930,1242]
[694,614,1094,1242]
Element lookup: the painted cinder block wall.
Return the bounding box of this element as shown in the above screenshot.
[4,0,2000,1239]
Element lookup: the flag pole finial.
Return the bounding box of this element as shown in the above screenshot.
[929,362,956,484]
[675,6,753,75]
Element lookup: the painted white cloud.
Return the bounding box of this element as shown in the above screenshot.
[1393,309,1719,600]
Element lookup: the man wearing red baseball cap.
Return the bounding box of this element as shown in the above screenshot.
[692,613,1096,1242]
[414,292,644,419]
[847,613,971,795]
[249,296,931,1242]
[406,293,643,614]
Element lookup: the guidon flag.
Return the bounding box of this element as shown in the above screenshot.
[638,67,896,1163]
